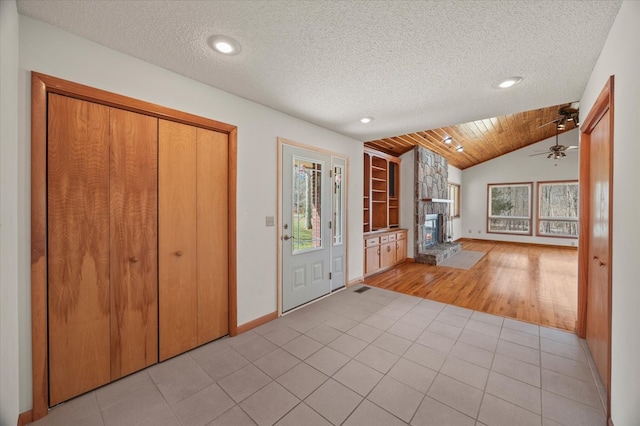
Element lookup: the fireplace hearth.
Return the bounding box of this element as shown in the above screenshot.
[416,212,461,265]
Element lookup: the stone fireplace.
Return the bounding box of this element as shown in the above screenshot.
[414,147,461,265]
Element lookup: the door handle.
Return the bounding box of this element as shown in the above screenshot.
[282,234,291,241]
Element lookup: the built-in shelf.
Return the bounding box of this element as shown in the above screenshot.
[364,148,400,234]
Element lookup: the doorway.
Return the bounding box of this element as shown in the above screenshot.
[279,140,347,313]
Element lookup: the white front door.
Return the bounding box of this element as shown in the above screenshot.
[282,145,332,312]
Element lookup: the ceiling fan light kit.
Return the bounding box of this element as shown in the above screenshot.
[531,126,579,160]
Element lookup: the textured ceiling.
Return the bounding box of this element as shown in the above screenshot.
[17,0,621,143]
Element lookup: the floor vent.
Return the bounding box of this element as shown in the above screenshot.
[353,286,371,294]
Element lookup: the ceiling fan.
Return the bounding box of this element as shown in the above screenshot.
[536,103,580,131]
[530,128,579,159]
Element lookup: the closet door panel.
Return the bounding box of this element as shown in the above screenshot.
[159,120,198,360]
[109,108,158,379]
[196,128,229,344]
[47,94,111,405]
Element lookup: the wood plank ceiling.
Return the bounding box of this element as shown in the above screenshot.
[364,103,578,170]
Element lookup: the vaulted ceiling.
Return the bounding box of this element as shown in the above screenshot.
[364,102,578,169]
[17,0,621,164]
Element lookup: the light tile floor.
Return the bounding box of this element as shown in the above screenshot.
[31,285,607,426]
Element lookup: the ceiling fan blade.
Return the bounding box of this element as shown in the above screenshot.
[529,151,551,157]
[535,119,560,129]
[565,145,579,150]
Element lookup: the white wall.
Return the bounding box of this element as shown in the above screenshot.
[10,14,365,416]
[400,149,415,257]
[580,1,640,424]
[1,1,21,424]
[461,129,579,247]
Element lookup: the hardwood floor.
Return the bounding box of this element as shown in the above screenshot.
[363,239,578,332]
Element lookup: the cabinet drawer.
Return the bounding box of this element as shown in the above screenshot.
[380,235,390,243]
[388,234,397,242]
[396,231,406,240]
[365,237,380,247]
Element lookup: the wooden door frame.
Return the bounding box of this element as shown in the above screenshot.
[576,75,613,420]
[276,138,349,315]
[30,72,238,421]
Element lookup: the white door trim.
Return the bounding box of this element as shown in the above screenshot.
[277,137,349,315]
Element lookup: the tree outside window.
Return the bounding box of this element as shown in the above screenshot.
[537,180,579,238]
[487,182,532,235]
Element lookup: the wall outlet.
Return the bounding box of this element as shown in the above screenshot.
[478,230,481,234]
[265,216,275,227]
[468,230,472,234]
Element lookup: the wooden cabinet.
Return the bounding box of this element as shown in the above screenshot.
[363,230,407,277]
[159,121,229,361]
[363,149,400,233]
[47,95,158,405]
[380,234,396,269]
[395,230,407,263]
[365,237,381,275]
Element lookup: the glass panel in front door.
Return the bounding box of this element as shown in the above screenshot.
[292,157,323,253]
[333,165,343,245]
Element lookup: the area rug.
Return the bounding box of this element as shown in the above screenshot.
[437,250,486,270]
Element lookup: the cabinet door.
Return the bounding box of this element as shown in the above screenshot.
[381,241,396,269]
[395,238,407,264]
[159,120,197,361]
[109,108,158,379]
[196,128,229,344]
[365,245,381,275]
[48,94,111,405]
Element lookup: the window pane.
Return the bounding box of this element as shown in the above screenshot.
[488,183,532,235]
[448,183,460,217]
[333,165,343,245]
[292,158,322,253]
[538,181,579,237]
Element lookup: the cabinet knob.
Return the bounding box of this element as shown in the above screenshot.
[175,250,183,257]
[129,257,139,263]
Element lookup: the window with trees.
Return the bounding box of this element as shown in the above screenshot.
[448,183,460,218]
[487,182,532,235]
[537,180,579,238]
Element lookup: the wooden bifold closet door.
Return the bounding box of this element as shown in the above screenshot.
[47,94,158,405]
[158,120,229,361]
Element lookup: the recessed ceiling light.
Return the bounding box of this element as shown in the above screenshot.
[360,117,373,124]
[443,136,453,144]
[208,35,241,55]
[494,76,523,89]
[456,146,464,152]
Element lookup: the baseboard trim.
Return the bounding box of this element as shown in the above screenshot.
[18,410,33,426]
[236,311,278,334]
[347,277,364,287]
